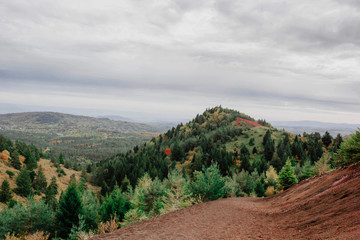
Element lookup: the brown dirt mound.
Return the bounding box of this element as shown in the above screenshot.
[91,164,360,240]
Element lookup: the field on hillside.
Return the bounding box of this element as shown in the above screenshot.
[0,112,166,163]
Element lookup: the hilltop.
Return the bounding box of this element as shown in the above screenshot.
[91,163,360,240]
[0,112,167,163]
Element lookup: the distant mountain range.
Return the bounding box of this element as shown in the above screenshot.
[272,120,359,136]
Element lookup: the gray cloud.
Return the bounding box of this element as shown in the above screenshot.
[0,0,359,123]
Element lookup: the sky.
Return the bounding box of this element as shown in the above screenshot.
[0,0,360,123]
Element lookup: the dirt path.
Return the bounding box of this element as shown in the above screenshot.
[92,198,295,240]
[91,164,360,240]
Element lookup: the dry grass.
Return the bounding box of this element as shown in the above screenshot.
[97,216,120,234]
[0,158,100,210]
[4,232,49,240]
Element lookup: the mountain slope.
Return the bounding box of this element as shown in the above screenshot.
[90,163,360,240]
[0,112,167,163]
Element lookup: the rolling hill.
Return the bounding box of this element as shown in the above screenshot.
[0,112,167,163]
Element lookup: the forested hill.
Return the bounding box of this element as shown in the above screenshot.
[0,112,167,163]
[90,106,341,196]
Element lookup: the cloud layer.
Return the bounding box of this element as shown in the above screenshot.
[1,0,359,123]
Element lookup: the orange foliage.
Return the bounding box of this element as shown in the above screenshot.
[165,148,171,156]
[19,155,25,163]
[0,153,9,161]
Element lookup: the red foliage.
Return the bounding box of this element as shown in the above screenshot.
[163,135,168,139]
[234,117,263,128]
[165,148,171,156]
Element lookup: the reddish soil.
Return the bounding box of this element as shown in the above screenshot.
[234,118,264,127]
[91,164,360,240]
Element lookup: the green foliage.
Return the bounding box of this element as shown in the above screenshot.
[56,182,84,239]
[0,180,12,203]
[161,169,194,214]
[14,168,33,197]
[99,186,130,223]
[224,176,245,197]
[6,170,14,179]
[43,176,58,211]
[58,153,65,164]
[32,165,48,194]
[0,198,54,238]
[123,174,167,225]
[82,190,100,231]
[295,159,313,181]
[313,154,331,175]
[171,141,185,163]
[279,159,297,190]
[322,131,333,148]
[335,130,360,167]
[191,164,225,202]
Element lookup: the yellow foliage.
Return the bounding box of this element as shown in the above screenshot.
[0,150,11,161]
[265,186,276,197]
[5,232,49,240]
[265,166,278,184]
[98,215,119,234]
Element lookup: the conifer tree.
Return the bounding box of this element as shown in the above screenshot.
[33,165,48,193]
[14,168,33,197]
[279,159,297,190]
[171,141,185,163]
[44,176,58,211]
[58,153,64,165]
[0,179,12,203]
[322,131,333,148]
[56,182,83,239]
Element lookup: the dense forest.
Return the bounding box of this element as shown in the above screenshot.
[0,106,358,239]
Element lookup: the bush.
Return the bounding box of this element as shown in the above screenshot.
[123,174,166,226]
[99,187,130,224]
[335,130,360,167]
[161,169,194,214]
[5,171,14,179]
[0,198,54,238]
[191,164,225,202]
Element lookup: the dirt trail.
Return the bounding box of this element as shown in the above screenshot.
[91,164,360,240]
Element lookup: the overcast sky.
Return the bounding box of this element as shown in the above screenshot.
[1,0,359,123]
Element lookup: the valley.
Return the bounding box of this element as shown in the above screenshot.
[0,112,167,164]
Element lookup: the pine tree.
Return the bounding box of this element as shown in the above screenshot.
[44,176,58,211]
[33,165,48,193]
[279,159,297,190]
[58,153,65,164]
[56,182,83,239]
[264,139,275,162]
[171,141,185,163]
[0,179,12,203]
[322,131,333,148]
[14,168,33,197]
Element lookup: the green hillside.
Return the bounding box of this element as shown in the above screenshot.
[0,112,166,164]
[90,106,339,194]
